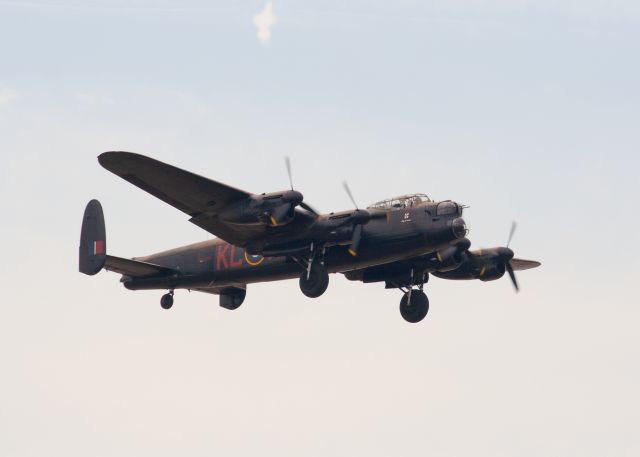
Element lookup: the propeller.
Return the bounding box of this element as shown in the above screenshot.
[268,157,319,224]
[348,224,363,257]
[474,221,532,292]
[500,221,518,291]
[506,262,519,292]
[343,181,359,209]
[507,220,517,248]
[286,157,319,216]
[271,203,294,225]
[436,238,471,264]
[285,156,294,191]
[342,181,372,256]
[299,201,319,216]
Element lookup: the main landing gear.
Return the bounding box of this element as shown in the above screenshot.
[300,263,329,298]
[397,269,429,323]
[160,290,174,310]
[399,289,429,323]
[296,243,330,298]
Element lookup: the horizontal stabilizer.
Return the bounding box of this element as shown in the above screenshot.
[104,255,176,278]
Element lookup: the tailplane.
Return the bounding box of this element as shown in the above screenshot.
[79,199,107,275]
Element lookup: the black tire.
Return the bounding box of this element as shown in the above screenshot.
[299,263,330,298]
[399,290,429,323]
[160,293,174,310]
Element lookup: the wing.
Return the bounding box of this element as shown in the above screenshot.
[104,255,176,277]
[98,151,266,245]
[99,151,250,216]
[510,258,541,271]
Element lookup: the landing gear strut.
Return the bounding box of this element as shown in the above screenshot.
[160,291,174,310]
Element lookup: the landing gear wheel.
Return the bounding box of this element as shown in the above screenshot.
[399,290,429,323]
[299,263,329,298]
[160,292,174,310]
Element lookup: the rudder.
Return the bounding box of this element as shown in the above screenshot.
[79,199,107,275]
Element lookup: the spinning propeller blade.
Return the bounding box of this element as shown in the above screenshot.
[503,221,519,292]
[300,202,320,216]
[285,156,293,190]
[507,220,517,248]
[271,203,292,225]
[343,181,359,209]
[342,181,374,256]
[348,224,363,257]
[280,157,320,217]
[505,262,519,292]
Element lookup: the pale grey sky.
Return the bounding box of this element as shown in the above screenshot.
[1,1,639,456]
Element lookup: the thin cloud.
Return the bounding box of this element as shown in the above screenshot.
[0,86,18,105]
[252,2,277,44]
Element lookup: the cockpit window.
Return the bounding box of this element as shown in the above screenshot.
[436,201,458,216]
[368,194,431,210]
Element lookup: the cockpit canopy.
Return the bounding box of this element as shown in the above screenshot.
[367,193,432,210]
[436,200,459,216]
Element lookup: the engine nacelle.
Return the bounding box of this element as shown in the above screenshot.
[432,249,506,281]
[218,190,303,227]
[429,239,471,273]
[434,245,463,272]
[477,260,506,282]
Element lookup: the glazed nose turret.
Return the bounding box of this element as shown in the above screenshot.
[450,217,468,239]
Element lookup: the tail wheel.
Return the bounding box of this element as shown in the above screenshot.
[299,263,329,298]
[399,290,429,323]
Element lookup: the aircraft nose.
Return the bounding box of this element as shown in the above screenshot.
[451,218,468,239]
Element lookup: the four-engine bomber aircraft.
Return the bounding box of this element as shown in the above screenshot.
[79,152,540,323]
